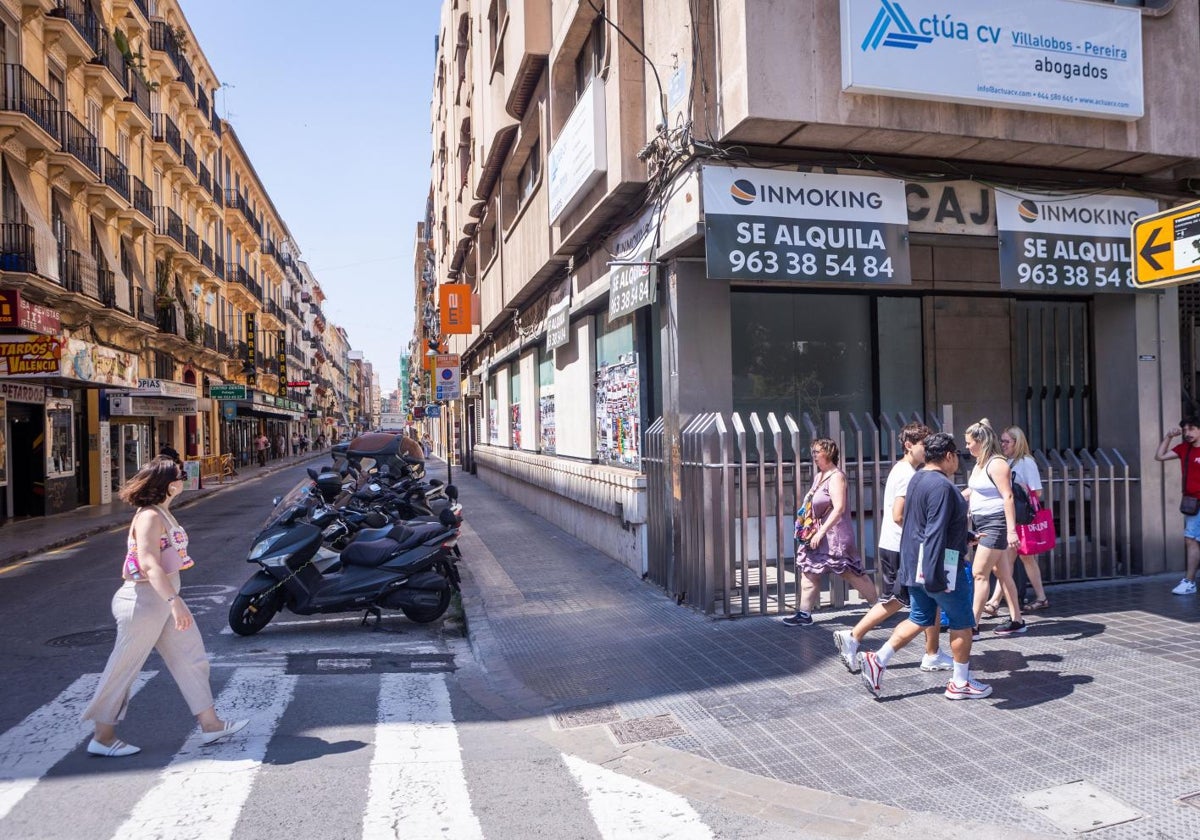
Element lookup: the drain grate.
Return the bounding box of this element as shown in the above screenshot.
[46,629,116,648]
[286,652,455,675]
[607,714,686,745]
[553,703,621,730]
[1017,780,1142,834]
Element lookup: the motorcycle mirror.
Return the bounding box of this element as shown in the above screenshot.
[307,467,319,481]
[272,495,281,506]
[446,485,459,501]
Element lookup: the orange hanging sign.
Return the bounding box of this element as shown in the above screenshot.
[439,284,472,334]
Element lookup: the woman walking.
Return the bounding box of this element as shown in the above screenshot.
[783,438,879,626]
[963,420,1025,636]
[81,456,247,757]
[983,425,1050,614]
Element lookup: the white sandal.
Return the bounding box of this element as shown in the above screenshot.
[200,718,249,745]
[87,737,141,757]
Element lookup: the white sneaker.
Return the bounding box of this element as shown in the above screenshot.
[945,677,993,700]
[1171,579,1197,595]
[87,738,140,757]
[920,651,955,672]
[833,630,859,673]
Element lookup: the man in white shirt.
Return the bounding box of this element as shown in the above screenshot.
[833,423,951,673]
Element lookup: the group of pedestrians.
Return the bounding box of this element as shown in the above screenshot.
[784,419,1056,701]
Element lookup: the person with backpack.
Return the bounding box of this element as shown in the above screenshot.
[963,419,1025,636]
[1154,416,1200,595]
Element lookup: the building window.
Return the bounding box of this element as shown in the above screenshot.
[509,361,521,448]
[575,16,604,102]
[516,139,540,209]
[487,0,507,75]
[538,345,555,454]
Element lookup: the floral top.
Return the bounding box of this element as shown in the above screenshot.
[122,506,192,581]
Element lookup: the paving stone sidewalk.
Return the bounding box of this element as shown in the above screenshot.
[449,463,1200,839]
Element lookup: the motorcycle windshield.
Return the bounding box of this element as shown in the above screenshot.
[262,477,317,528]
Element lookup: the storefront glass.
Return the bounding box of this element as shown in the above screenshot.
[538,346,555,454]
[594,310,641,468]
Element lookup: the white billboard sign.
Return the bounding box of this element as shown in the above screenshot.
[547,81,607,222]
[841,0,1144,121]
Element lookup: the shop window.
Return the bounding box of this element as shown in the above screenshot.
[46,399,75,478]
[509,361,521,448]
[594,310,641,468]
[516,139,540,210]
[731,292,880,424]
[488,373,499,444]
[538,345,555,454]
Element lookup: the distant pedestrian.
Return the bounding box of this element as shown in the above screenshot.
[316,433,326,449]
[422,433,432,459]
[1155,416,1200,595]
[783,438,878,626]
[80,456,248,756]
[857,433,992,701]
[275,433,285,460]
[255,433,268,467]
[833,423,951,673]
[291,432,300,456]
[300,433,309,453]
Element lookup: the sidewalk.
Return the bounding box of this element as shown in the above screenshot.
[0,450,331,569]
[445,461,1200,839]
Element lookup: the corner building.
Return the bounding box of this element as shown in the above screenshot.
[429,0,1198,604]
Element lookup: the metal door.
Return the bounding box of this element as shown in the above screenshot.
[1012,300,1092,451]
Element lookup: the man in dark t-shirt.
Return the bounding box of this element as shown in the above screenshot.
[1154,416,1200,595]
[856,432,992,701]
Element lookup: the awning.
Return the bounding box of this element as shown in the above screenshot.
[233,402,302,420]
[4,152,59,281]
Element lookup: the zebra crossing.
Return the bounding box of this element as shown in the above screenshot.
[0,661,718,840]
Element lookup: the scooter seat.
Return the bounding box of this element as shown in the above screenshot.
[340,537,400,568]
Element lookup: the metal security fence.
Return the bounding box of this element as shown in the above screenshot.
[644,410,1136,617]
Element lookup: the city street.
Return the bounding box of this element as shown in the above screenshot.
[2,461,1199,838]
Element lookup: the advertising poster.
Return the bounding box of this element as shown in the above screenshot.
[0,334,62,376]
[98,420,111,503]
[996,191,1159,293]
[510,404,521,449]
[594,352,641,468]
[539,395,556,454]
[703,166,911,285]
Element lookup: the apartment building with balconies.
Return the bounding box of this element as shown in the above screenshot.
[0,0,359,518]
[427,0,1200,593]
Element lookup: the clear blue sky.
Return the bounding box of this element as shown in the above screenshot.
[184,0,442,394]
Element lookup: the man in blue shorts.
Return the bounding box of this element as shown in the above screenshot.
[857,432,992,700]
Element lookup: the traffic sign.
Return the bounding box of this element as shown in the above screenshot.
[209,384,247,400]
[434,353,461,400]
[425,405,442,418]
[1132,200,1200,289]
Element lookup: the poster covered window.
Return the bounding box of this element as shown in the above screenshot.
[46,398,75,478]
[509,361,521,449]
[488,373,499,444]
[594,311,641,468]
[538,346,555,454]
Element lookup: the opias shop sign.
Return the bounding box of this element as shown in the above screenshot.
[702,165,911,285]
[0,334,62,376]
[840,0,1143,121]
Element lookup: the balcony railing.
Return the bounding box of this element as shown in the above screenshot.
[102,149,130,200]
[200,241,213,271]
[50,0,100,53]
[91,30,128,90]
[210,105,221,136]
[58,110,100,175]
[0,223,36,273]
[197,87,210,121]
[60,248,99,298]
[267,299,284,321]
[203,323,216,349]
[185,225,199,258]
[149,20,183,72]
[131,174,153,219]
[132,0,149,19]
[182,140,197,175]
[156,305,179,336]
[1,64,60,139]
[198,162,211,195]
[212,180,223,208]
[151,112,182,158]
[153,206,183,245]
[218,330,232,355]
[97,267,117,308]
[124,64,150,118]
[214,256,225,280]
[176,54,196,100]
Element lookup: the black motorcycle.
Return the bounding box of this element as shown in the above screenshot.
[228,503,463,635]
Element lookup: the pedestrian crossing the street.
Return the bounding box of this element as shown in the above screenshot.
[0,664,719,840]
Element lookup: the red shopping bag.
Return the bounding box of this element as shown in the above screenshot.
[1016,495,1056,555]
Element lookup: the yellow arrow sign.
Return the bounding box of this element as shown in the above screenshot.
[1131,199,1200,289]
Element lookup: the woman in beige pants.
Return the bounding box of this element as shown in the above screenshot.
[81,456,247,757]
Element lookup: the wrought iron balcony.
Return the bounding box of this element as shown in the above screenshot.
[90,30,128,91]
[97,267,118,308]
[0,64,60,139]
[214,256,225,280]
[151,112,182,158]
[267,299,284,322]
[156,305,179,335]
[102,149,130,200]
[212,179,224,207]
[200,241,213,271]
[0,223,36,273]
[124,64,151,119]
[218,330,232,355]
[176,54,196,100]
[185,225,199,258]
[182,140,197,175]
[60,249,99,298]
[210,105,221,136]
[261,238,275,258]
[58,110,100,175]
[149,20,183,72]
[132,0,149,19]
[49,0,100,54]
[153,206,183,245]
[203,323,216,349]
[131,174,153,219]
[197,87,210,121]
[198,162,211,195]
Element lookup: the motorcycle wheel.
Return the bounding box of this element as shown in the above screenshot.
[228,590,283,636]
[400,587,452,624]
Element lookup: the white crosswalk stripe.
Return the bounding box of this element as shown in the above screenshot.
[363,672,483,840]
[110,667,297,840]
[0,672,155,821]
[563,753,716,840]
[0,665,724,839]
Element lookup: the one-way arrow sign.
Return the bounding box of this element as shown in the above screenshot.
[1131,199,1200,289]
